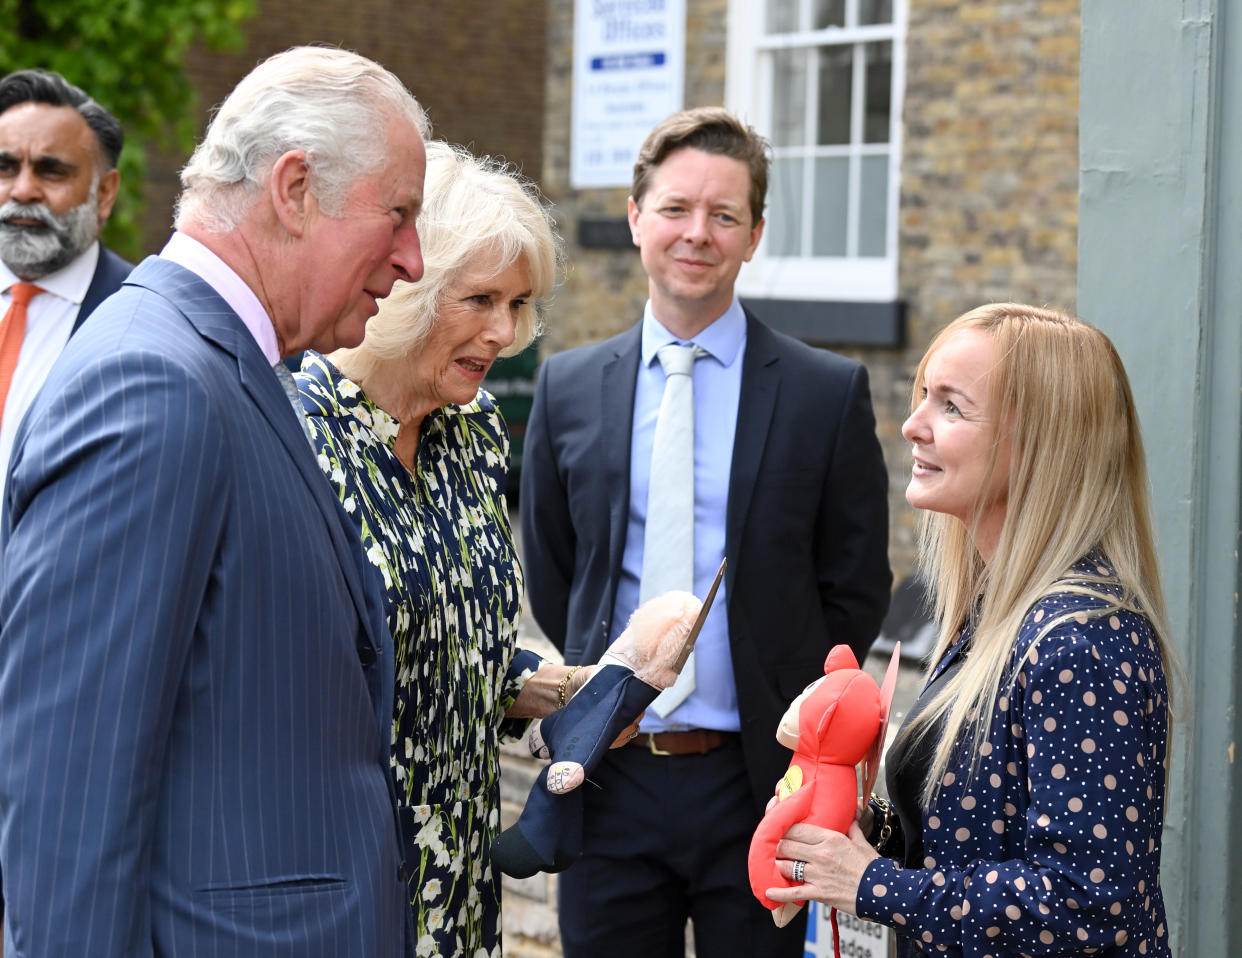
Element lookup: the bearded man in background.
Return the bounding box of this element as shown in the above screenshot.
[0,68,130,495]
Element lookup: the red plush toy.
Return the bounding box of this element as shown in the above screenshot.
[747,645,883,936]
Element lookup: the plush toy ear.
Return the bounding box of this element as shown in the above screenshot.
[823,644,860,674]
[810,693,839,741]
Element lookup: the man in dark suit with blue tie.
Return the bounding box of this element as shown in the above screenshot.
[0,68,132,499]
[0,47,428,957]
[521,107,892,957]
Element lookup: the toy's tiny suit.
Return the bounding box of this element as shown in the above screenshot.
[494,592,701,878]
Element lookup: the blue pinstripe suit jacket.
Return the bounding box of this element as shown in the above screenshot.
[0,257,410,957]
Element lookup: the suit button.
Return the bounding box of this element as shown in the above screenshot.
[398,861,409,883]
[358,644,377,666]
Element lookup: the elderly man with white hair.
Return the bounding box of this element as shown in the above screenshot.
[0,46,427,957]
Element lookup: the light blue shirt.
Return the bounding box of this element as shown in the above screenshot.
[614,299,745,733]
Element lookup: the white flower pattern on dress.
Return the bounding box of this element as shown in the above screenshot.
[297,352,541,957]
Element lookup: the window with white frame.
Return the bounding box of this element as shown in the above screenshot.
[727,0,905,303]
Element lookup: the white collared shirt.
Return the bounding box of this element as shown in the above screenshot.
[0,242,102,499]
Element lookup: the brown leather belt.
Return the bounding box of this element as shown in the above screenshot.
[631,730,738,756]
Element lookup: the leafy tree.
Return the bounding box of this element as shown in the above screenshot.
[1,0,256,260]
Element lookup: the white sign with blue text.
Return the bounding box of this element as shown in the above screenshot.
[805,901,893,958]
[571,0,685,188]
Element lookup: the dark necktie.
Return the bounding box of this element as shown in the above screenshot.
[273,361,311,438]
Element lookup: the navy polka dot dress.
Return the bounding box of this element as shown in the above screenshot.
[857,556,1170,956]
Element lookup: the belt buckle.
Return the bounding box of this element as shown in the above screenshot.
[646,733,672,756]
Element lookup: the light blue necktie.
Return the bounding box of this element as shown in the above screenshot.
[642,343,707,716]
[273,362,311,439]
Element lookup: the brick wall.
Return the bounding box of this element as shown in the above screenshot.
[536,0,1080,580]
[139,0,548,253]
[136,0,1079,586]
[536,0,730,359]
[885,0,1081,571]
[511,2,1079,947]
[501,3,731,952]
[135,0,1080,951]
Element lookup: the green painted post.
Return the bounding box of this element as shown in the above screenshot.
[1079,3,1240,955]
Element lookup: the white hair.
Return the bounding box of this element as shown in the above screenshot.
[175,46,430,232]
[333,140,562,376]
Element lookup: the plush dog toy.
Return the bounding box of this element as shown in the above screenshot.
[493,590,702,878]
[747,645,883,928]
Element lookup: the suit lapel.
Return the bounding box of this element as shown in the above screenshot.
[234,355,386,660]
[602,326,642,613]
[725,313,780,596]
[75,246,133,333]
[235,351,385,662]
[124,258,383,657]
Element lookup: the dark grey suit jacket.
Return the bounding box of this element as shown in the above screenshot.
[520,310,892,808]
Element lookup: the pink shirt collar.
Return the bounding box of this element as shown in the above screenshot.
[159,231,280,365]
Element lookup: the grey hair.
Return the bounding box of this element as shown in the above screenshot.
[175,46,430,232]
[336,140,561,370]
[0,69,124,170]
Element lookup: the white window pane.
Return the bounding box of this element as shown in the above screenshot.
[859,0,894,26]
[767,0,798,34]
[768,157,806,256]
[864,41,892,144]
[772,49,809,147]
[813,0,845,29]
[811,156,849,256]
[858,153,889,257]
[816,45,853,145]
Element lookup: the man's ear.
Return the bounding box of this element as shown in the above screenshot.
[269,150,313,237]
[743,216,765,262]
[95,167,120,226]
[627,196,642,248]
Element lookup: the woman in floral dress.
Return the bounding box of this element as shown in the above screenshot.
[296,141,579,957]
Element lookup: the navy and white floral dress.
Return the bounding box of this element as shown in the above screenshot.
[858,556,1170,957]
[296,352,542,958]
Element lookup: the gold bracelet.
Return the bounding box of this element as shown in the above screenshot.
[556,666,583,709]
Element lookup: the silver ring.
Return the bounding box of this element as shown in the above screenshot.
[792,860,807,883]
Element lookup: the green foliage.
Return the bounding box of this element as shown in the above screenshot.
[0,0,256,260]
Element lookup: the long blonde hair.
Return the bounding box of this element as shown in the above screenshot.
[900,303,1178,804]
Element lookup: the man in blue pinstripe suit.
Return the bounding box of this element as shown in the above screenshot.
[0,47,427,957]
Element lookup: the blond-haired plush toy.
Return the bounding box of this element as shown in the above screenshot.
[494,590,702,878]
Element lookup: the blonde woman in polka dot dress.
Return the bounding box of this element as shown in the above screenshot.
[295,142,590,958]
[767,304,1177,957]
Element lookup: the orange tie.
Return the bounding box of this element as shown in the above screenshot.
[0,282,41,425]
